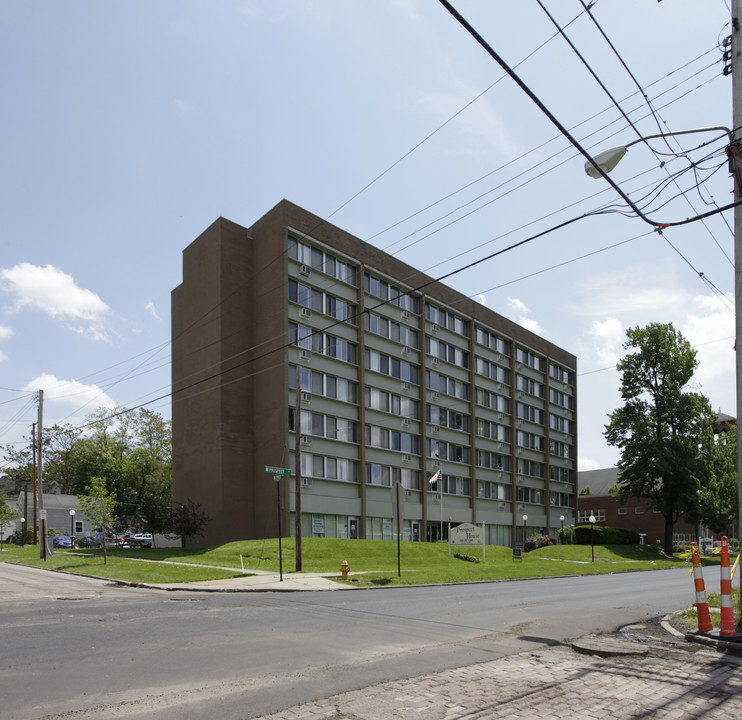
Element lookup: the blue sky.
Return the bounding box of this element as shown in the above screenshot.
[0,1,735,472]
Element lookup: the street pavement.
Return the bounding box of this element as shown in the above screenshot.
[135,569,742,720]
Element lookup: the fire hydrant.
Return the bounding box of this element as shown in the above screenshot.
[341,560,349,581]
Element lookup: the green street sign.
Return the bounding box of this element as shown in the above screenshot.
[265,466,291,476]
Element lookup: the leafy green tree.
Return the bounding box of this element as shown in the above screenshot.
[78,477,117,564]
[0,491,18,552]
[695,424,738,535]
[604,323,714,555]
[172,499,209,548]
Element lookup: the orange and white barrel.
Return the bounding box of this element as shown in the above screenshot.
[691,544,713,633]
[719,537,736,637]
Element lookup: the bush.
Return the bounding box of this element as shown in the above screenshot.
[524,535,558,552]
[572,524,639,546]
[453,552,480,563]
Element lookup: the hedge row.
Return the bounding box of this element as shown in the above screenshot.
[570,525,640,546]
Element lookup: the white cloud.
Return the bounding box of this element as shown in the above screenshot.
[507,297,543,335]
[145,301,161,320]
[474,294,487,306]
[578,457,600,472]
[22,374,117,412]
[0,262,109,321]
[0,324,12,340]
[586,317,623,368]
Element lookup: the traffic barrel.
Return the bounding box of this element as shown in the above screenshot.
[719,537,736,637]
[691,544,713,633]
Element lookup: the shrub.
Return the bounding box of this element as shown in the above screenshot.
[453,552,480,563]
[524,535,558,552]
[572,524,640,546]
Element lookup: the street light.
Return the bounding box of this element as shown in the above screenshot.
[18,517,25,546]
[589,514,596,563]
[522,514,528,546]
[69,509,76,548]
[560,515,565,543]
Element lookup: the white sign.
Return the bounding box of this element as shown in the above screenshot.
[449,523,483,547]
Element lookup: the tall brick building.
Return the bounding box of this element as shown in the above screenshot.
[172,200,577,547]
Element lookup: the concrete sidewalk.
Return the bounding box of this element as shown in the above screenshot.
[248,623,742,720]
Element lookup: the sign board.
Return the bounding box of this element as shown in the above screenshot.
[312,516,325,535]
[449,523,483,547]
[512,547,523,562]
[265,466,291,476]
[39,509,47,520]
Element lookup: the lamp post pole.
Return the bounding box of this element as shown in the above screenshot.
[522,514,528,546]
[560,515,565,543]
[589,514,596,563]
[69,509,75,548]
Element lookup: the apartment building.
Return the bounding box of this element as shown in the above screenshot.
[172,200,577,547]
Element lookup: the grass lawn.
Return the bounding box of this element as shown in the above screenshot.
[0,538,729,587]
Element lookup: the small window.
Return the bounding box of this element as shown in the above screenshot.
[617,508,627,516]
[635,507,645,515]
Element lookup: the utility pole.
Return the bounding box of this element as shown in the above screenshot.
[294,388,303,572]
[731,0,742,628]
[31,423,37,545]
[37,390,47,560]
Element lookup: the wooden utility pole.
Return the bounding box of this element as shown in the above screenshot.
[31,423,38,545]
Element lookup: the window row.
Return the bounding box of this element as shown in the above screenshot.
[516,402,544,425]
[289,280,357,323]
[475,418,510,442]
[426,370,469,400]
[427,405,470,432]
[550,414,574,434]
[429,473,471,496]
[550,466,574,483]
[289,365,358,403]
[365,349,418,383]
[365,425,420,454]
[427,439,470,464]
[516,347,543,371]
[517,459,545,478]
[516,430,544,451]
[476,481,512,501]
[289,323,357,363]
[475,450,512,471]
[475,327,511,355]
[295,453,359,482]
[516,375,544,398]
[475,389,510,412]
[289,236,357,285]
[428,337,469,368]
[366,463,420,489]
[365,387,419,419]
[549,363,573,385]
[549,388,573,410]
[364,272,419,313]
[549,439,574,459]
[289,409,358,442]
[425,302,470,337]
[551,491,574,508]
[365,311,419,348]
[517,486,545,504]
[475,356,509,383]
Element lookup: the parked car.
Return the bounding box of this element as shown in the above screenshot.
[132,533,153,547]
[80,532,113,548]
[52,535,74,549]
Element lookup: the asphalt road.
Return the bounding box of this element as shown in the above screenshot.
[0,562,698,720]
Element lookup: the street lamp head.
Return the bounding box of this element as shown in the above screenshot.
[522,514,528,522]
[69,509,76,516]
[584,146,628,178]
[589,514,596,524]
[560,515,565,522]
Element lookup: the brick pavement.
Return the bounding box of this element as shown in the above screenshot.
[251,642,742,720]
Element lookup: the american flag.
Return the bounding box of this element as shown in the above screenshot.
[428,469,441,485]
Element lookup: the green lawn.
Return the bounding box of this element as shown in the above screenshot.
[0,537,701,587]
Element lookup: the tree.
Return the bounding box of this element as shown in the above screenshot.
[172,499,209,548]
[0,491,18,552]
[695,424,738,535]
[604,323,714,555]
[78,477,117,564]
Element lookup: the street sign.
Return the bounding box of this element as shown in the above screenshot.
[264,466,291,476]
